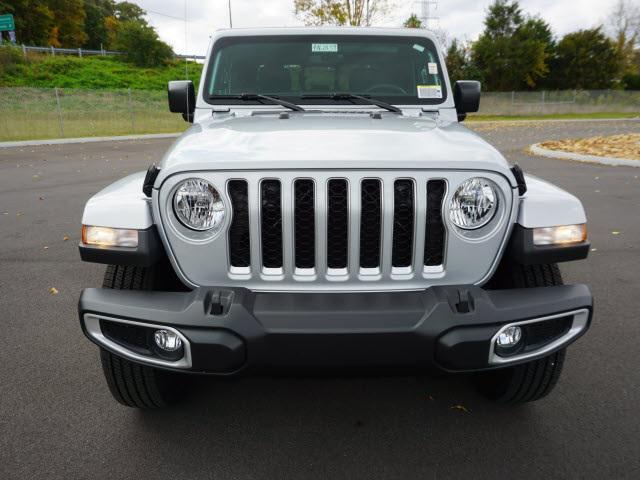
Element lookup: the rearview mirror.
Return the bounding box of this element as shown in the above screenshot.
[454,81,481,122]
[168,80,195,123]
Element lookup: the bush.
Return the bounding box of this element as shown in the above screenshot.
[623,73,640,90]
[0,44,25,75]
[113,20,174,67]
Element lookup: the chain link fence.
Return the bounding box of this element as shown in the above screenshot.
[0,87,187,141]
[477,90,640,116]
[0,87,638,142]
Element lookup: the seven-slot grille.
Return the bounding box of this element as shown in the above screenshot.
[227,177,447,280]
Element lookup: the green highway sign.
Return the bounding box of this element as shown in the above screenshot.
[0,13,15,32]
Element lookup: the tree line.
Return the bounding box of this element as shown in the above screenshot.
[296,0,640,91]
[0,0,173,66]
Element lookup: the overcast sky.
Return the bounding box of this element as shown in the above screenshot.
[132,0,620,55]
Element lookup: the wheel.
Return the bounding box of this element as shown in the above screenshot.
[474,263,567,404]
[99,264,187,408]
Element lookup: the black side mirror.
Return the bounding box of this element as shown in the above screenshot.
[454,81,481,122]
[168,80,195,123]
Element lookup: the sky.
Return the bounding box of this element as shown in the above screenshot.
[132,0,621,55]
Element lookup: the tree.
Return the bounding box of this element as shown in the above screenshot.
[471,0,553,90]
[547,28,622,89]
[113,20,173,67]
[294,0,389,26]
[0,0,55,46]
[446,39,482,84]
[83,0,115,49]
[114,1,147,23]
[404,14,422,29]
[48,0,88,47]
[607,0,640,88]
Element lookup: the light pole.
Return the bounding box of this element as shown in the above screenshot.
[228,0,233,28]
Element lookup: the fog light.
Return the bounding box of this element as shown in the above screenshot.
[497,326,522,347]
[153,329,183,352]
[495,325,523,357]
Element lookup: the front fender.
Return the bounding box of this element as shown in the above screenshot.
[81,172,153,229]
[517,174,586,228]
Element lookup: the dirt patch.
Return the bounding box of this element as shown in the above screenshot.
[538,134,640,160]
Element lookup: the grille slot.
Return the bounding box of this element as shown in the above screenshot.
[360,179,382,269]
[260,179,283,269]
[425,180,446,267]
[294,179,316,269]
[327,179,349,269]
[392,180,415,268]
[228,180,250,268]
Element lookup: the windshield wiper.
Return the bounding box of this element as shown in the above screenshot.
[209,93,305,112]
[301,93,402,114]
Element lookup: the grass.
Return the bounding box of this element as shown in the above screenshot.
[0,87,188,141]
[0,52,201,90]
[467,112,639,122]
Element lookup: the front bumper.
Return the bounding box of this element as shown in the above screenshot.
[79,284,592,374]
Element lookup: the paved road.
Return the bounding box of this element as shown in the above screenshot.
[1,120,639,479]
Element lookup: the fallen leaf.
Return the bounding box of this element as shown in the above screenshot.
[49,287,59,295]
[612,231,621,235]
[450,405,471,413]
[16,212,23,217]
[63,235,69,241]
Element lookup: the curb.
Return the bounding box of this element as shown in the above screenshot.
[0,132,181,149]
[529,143,640,167]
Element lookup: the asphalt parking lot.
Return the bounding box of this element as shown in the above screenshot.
[1,119,639,479]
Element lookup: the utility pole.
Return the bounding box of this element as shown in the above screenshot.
[228,0,233,28]
[418,0,439,30]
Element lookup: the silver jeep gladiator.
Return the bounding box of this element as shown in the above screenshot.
[78,28,592,408]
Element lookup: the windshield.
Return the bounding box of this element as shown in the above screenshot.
[205,35,447,106]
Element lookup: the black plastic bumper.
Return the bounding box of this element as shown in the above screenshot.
[79,284,593,375]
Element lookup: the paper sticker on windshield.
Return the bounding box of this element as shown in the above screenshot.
[417,85,442,99]
[428,62,438,75]
[312,43,338,53]
[413,44,425,53]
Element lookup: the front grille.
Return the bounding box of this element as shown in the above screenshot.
[227,175,450,281]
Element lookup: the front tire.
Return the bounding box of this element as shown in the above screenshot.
[99,264,187,408]
[100,348,183,408]
[474,263,567,404]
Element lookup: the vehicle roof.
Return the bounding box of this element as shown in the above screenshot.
[211,26,440,44]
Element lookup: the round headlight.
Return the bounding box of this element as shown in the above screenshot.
[173,178,225,232]
[449,178,498,230]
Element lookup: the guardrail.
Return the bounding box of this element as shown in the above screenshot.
[3,44,205,61]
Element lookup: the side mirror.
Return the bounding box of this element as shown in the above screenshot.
[454,81,481,122]
[168,80,195,123]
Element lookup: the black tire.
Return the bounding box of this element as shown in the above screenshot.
[99,264,187,409]
[474,263,567,404]
[100,348,183,408]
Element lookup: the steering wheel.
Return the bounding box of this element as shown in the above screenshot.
[364,84,408,95]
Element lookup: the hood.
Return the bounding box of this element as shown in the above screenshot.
[159,112,513,182]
